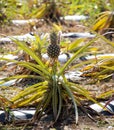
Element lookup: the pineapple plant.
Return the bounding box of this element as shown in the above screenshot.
[47,31,60,59]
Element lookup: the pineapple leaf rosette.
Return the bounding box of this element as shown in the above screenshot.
[0,31,99,124]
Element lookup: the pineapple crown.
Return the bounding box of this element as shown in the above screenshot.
[50,31,58,44]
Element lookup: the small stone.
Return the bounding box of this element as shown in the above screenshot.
[50,128,56,130]
[107,126,113,130]
[64,126,72,130]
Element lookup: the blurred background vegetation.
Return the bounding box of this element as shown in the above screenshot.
[0,0,113,24]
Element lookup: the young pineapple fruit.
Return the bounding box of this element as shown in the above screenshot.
[47,32,60,59]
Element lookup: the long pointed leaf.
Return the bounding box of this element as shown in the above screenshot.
[62,79,78,124]
[59,37,98,76]
[11,81,48,102]
[12,39,46,68]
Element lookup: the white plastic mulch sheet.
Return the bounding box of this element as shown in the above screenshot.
[0,109,35,123]
[90,100,114,115]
